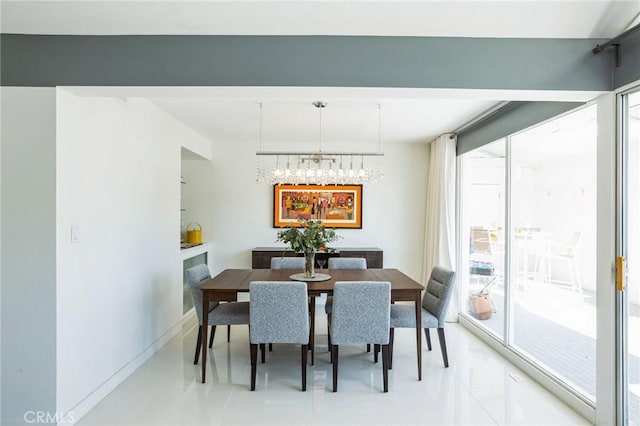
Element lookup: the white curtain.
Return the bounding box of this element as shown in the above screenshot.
[422,133,458,321]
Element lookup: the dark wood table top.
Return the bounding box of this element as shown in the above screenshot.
[200,268,424,293]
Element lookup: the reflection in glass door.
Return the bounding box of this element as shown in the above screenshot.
[510,105,598,401]
[622,89,640,425]
[459,140,506,339]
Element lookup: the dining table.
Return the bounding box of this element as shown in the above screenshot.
[199,268,425,383]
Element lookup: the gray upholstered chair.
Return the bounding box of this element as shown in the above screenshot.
[325,257,368,351]
[249,281,310,391]
[268,256,308,354]
[330,281,391,392]
[270,257,306,270]
[388,266,456,374]
[186,264,250,365]
[328,257,367,270]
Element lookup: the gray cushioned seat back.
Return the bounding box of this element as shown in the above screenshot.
[422,266,456,327]
[186,264,212,323]
[328,257,367,269]
[270,257,306,270]
[331,281,390,345]
[250,281,309,344]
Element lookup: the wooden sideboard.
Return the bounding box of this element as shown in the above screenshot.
[252,247,383,269]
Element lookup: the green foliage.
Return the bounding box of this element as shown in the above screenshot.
[276,219,340,254]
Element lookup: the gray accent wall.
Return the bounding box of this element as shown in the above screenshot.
[1,88,57,426]
[456,101,585,155]
[1,34,613,91]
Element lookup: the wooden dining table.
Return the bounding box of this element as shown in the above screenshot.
[199,268,425,383]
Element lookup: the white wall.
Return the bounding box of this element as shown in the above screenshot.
[185,138,430,282]
[55,90,211,418]
[1,87,58,426]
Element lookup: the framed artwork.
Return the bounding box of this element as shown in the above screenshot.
[273,184,363,228]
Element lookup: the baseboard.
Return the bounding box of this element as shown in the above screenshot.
[182,308,197,332]
[67,318,186,424]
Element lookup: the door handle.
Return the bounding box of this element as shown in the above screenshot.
[616,256,626,292]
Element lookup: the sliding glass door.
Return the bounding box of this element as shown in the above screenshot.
[509,105,597,401]
[620,88,640,425]
[459,104,598,403]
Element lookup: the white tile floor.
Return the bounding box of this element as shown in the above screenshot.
[77,314,590,426]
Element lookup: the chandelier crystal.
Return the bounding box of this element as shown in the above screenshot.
[255,101,384,185]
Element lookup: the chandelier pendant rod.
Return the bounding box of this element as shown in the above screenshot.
[313,100,327,154]
[377,103,382,154]
[258,102,263,151]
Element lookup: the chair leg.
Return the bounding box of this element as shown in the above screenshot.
[194,325,203,365]
[250,343,258,391]
[437,328,449,367]
[424,328,432,351]
[269,343,273,352]
[311,338,315,367]
[381,344,389,393]
[367,343,371,352]
[309,299,315,367]
[209,325,217,348]
[389,328,394,370]
[327,314,332,352]
[374,344,380,363]
[301,344,308,391]
[332,345,339,392]
[260,343,266,364]
[227,325,231,342]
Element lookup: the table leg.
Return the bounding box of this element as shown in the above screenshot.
[309,295,315,366]
[415,291,422,381]
[201,293,209,383]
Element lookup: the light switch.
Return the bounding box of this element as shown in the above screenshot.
[71,225,80,243]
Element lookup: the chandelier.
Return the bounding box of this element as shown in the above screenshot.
[255,101,385,185]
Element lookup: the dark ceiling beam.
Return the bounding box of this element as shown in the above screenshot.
[1,34,614,91]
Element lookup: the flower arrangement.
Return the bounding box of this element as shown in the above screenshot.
[276,219,341,278]
[276,219,340,254]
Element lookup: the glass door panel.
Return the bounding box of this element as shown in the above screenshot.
[459,139,506,338]
[624,89,640,425]
[509,105,597,401]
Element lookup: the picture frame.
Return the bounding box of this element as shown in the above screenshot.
[273,184,363,229]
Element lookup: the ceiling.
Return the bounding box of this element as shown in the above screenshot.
[149,95,500,148]
[11,1,638,147]
[2,0,639,37]
[66,86,601,147]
